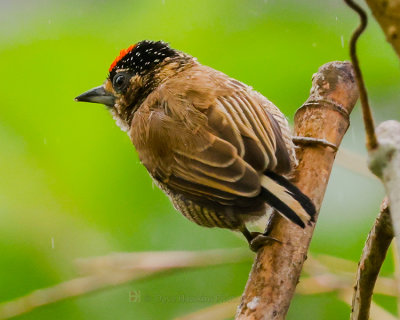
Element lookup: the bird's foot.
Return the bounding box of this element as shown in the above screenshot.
[241,227,281,252]
[249,232,281,252]
[292,136,337,151]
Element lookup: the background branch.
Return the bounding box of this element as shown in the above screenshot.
[177,251,398,320]
[235,61,359,320]
[351,197,394,320]
[0,249,252,320]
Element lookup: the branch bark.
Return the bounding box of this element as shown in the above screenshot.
[351,197,394,320]
[364,0,400,58]
[235,61,359,320]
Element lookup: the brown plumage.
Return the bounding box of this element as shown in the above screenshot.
[75,40,315,249]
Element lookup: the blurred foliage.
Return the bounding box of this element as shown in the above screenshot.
[0,0,399,319]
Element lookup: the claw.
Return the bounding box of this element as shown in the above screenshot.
[249,232,282,252]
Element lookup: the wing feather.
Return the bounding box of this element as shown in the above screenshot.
[130,65,293,205]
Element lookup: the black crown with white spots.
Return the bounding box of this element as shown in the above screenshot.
[109,40,178,80]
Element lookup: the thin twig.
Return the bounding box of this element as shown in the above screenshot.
[351,198,393,320]
[344,0,378,150]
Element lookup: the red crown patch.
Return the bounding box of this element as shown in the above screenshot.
[109,44,136,72]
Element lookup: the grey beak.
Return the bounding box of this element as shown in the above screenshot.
[75,86,115,108]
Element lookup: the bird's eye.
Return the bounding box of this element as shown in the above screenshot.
[113,74,127,91]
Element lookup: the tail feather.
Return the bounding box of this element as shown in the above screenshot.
[260,188,307,228]
[260,171,316,228]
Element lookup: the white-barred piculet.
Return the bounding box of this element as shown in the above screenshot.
[75,40,316,251]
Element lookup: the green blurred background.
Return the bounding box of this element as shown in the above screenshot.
[1,0,399,319]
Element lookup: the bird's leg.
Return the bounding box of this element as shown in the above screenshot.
[292,136,338,151]
[240,226,281,252]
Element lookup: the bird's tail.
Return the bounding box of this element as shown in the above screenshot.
[260,171,316,228]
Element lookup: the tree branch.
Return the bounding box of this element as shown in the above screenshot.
[351,197,394,320]
[344,1,400,317]
[368,120,400,296]
[235,61,359,320]
[344,0,378,151]
[364,0,400,58]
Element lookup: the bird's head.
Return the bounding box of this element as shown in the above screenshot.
[75,40,192,131]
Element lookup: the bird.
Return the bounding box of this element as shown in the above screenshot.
[75,40,316,251]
